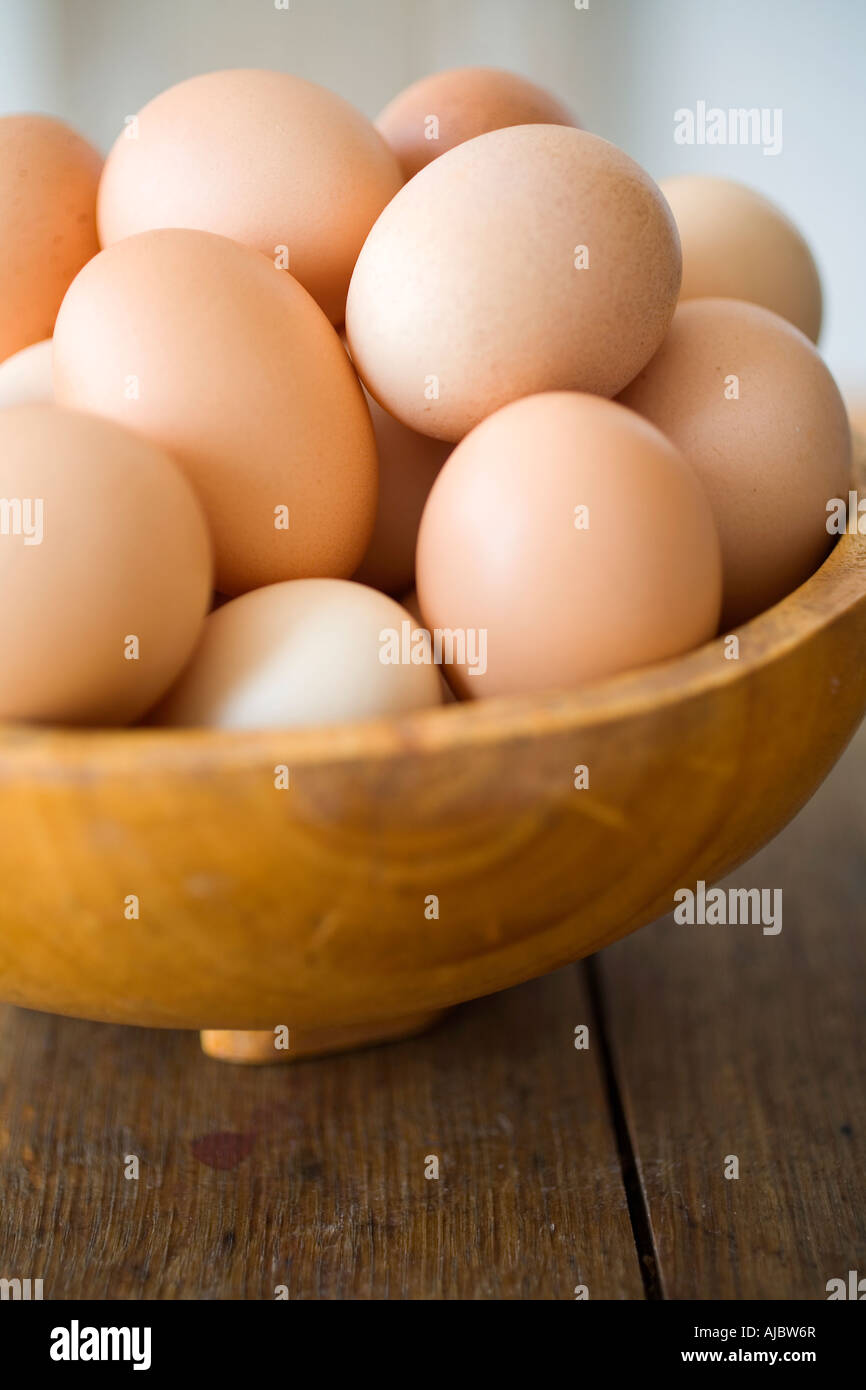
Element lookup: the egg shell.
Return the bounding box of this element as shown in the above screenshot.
[401,587,457,703]
[153,579,443,730]
[346,125,682,442]
[52,228,378,596]
[618,298,851,627]
[0,339,54,408]
[0,115,101,361]
[353,389,451,595]
[376,66,579,179]
[415,392,722,699]
[660,176,823,343]
[97,69,403,324]
[0,405,212,725]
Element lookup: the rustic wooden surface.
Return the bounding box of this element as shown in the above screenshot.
[595,717,866,1301]
[0,956,643,1300]
[0,722,862,1299]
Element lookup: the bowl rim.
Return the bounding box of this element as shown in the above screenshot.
[1,437,863,775]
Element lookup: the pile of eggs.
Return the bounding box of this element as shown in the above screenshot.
[0,67,852,730]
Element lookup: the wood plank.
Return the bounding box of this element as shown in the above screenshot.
[0,962,643,1300]
[595,721,866,1300]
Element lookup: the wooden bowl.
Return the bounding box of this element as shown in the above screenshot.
[1,440,864,1062]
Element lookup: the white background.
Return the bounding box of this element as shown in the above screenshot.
[1,0,863,401]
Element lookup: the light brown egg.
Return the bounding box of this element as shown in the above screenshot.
[353,390,450,595]
[52,228,378,597]
[153,579,443,729]
[618,299,851,628]
[415,392,721,699]
[400,588,456,703]
[0,115,101,361]
[0,339,53,408]
[346,126,681,442]
[97,69,403,324]
[659,176,823,343]
[0,405,211,725]
[376,66,579,179]
[845,394,866,437]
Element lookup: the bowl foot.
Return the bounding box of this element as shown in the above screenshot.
[199,1009,448,1064]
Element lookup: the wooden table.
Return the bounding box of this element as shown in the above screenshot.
[1,723,863,1301]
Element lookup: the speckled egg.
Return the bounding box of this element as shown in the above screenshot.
[0,115,101,361]
[53,229,378,597]
[376,66,579,179]
[619,298,850,626]
[97,69,403,324]
[347,125,681,441]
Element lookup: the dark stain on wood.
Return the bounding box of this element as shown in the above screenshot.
[191,1132,256,1171]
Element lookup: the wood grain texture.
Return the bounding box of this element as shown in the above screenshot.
[0,730,863,1299]
[597,720,866,1301]
[0,963,643,1300]
[0,441,863,1036]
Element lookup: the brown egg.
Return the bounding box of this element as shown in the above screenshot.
[0,115,101,361]
[845,394,866,437]
[0,405,211,725]
[415,392,721,699]
[153,580,442,729]
[353,390,450,595]
[618,299,851,627]
[660,176,823,343]
[376,66,579,179]
[97,69,403,324]
[53,229,377,596]
[346,126,681,442]
[0,339,54,408]
[400,588,456,703]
